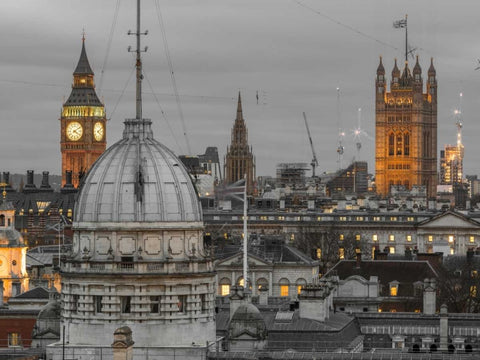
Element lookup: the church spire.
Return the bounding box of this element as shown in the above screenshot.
[236,91,243,120]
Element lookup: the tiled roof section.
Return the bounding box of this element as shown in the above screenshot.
[14,286,50,299]
[64,87,102,106]
[74,40,94,75]
[328,260,438,284]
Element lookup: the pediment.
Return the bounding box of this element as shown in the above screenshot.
[217,253,270,267]
[418,212,480,229]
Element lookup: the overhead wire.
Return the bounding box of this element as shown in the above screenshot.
[153,0,192,155]
[109,64,136,120]
[98,0,122,97]
[143,68,185,154]
[292,0,399,51]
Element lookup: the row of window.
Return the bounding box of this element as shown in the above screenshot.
[213,215,419,222]
[70,294,207,314]
[337,234,477,243]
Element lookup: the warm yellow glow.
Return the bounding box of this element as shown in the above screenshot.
[280,285,289,297]
[62,105,105,118]
[448,235,454,243]
[390,286,398,296]
[470,286,477,298]
[406,235,412,242]
[428,235,433,242]
[221,284,230,296]
[238,278,244,287]
[355,234,361,241]
[339,248,345,259]
[339,234,344,241]
[316,248,322,259]
[389,234,395,242]
[470,236,475,243]
[372,234,378,241]
[297,285,302,295]
[389,247,395,254]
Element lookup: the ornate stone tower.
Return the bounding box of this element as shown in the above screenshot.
[224,92,256,194]
[375,56,437,198]
[60,37,106,188]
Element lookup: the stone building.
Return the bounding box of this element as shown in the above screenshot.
[224,92,256,195]
[375,56,437,198]
[60,36,107,187]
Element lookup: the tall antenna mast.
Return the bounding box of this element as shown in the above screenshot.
[128,0,148,120]
[355,108,362,160]
[336,87,344,169]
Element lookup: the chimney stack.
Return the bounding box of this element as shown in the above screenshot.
[423,278,436,315]
[23,170,37,193]
[39,171,53,192]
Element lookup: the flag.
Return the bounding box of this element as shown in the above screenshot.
[217,179,246,202]
[393,19,407,28]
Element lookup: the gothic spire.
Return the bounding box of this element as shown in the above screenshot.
[236,91,243,120]
[376,56,385,75]
[73,36,94,76]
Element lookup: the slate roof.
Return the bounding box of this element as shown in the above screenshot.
[14,286,50,299]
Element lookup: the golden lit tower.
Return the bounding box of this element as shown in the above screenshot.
[60,36,107,188]
[375,56,437,197]
[224,92,256,194]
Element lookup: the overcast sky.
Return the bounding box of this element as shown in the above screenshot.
[1,0,479,178]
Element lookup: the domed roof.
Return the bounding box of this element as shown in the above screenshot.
[75,119,202,224]
[229,303,267,339]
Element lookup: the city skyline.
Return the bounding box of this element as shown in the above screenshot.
[0,0,478,178]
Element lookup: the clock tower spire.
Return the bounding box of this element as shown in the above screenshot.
[60,35,107,188]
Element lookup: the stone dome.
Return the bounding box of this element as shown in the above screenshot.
[229,303,267,339]
[74,119,202,224]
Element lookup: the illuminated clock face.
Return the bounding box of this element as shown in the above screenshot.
[93,122,104,141]
[66,122,83,141]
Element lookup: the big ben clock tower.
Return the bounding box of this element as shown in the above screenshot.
[60,36,106,187]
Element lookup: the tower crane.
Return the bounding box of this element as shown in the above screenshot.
[303,112,319,178]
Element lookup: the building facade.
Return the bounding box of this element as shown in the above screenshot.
[375,56,437,198]
[224,92,256,195]
[60,37,107,188]
[440,144,464,185]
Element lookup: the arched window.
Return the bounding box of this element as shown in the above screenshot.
[404,132,410,156]
[256,278,268,291]
[396,133,403,155]
[296,278,307,295]
[279,278,290,297]
[388,133,395,156]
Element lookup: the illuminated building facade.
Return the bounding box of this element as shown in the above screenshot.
[224,92,256,195]
[440,145,464,185]
[0,195,28,302]
[60,37,107,188]
[375,56,437,198]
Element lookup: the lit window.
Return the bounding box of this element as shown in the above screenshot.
[316,248,322,259]
[428,235,433,242]
[278,216,284,220]
[8,333,20,347]
[356,216,364,221]
[389,246,395,254]
[390,217,397,221]
[121,296,131,313]
[373,216,381,221]
[390,309,397,313]
[221,284,230,296]
[407,217,414,222]
[339,216,347,221]
[280,285,289,297]
[339,248,345,259]
[290,234,295,241]
[317,216,322,221]
[406,235,412,242]
[472,270,478,278]
[448,235,454,243]
[414,309,421,313]
[339,234,344,241]
[297,285,303,295]
[470,286,477,298]
[390,285,398,296]
[372,234,378,241]
[389,234,395,242]
[238,278,245,287]
[450,248,455,255]
[150,296,160,313]
[470,236,475,243]
[371,246,376,259]
[378,308,382,313]
[355,234,361,241]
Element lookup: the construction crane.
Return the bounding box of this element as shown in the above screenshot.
[303,112,319,178]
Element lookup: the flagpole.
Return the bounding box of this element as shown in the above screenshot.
[404,14,408,62]
[243,174,248,291]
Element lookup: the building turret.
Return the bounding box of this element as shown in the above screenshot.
[376,57,386,106]
[427,57,437,104]
[399,61,412,87]
[391,58,400,88]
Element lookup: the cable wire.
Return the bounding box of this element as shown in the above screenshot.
[153,0,192,154]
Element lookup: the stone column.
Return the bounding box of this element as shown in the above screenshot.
[268,272,273,296]
[111,326,134,360]
[439,304,448,351]
[423,279,436,315]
